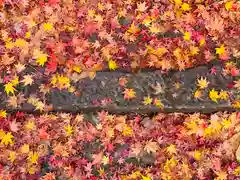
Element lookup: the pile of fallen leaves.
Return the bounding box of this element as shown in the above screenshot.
[1,111,240,179]
[0,0,239,74]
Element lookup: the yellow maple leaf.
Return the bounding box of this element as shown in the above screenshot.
[4,82,16,96]
[183,31,191,41]
[155,47,168,56]
[20,144,30,154]
[43,23,53,31]
[173,48,182,60]
[98,167,105,176]
[143,96,153,105]
[28,165,37,175]
[199,38,206,46]
[58,75,70,89]
[128,22,140,34]
[141,175,152,180]
[194,89,202,99]
[221,118,231,129]
[36,55,48,66]
[214,171,228,180]
[28,151,39,164]
[21,74,34,86]
[149,24,161,34]
[15,38,27,47]
[184,120,199,135]
[108,60,118,71]
[1,132,14,146]
[190,46,199,56]
[193,150,202,161]
[164,157,178,173]
[25,120,36,131]
[143,16,152,26]
[174,0,182,5]
[25,31,31,38]
[122,124,133,136]
[64,124,74,136]
[216,45,225,56]
[73,65,81,73]
[181,3,191,11]
[33,49,48,66]
[88,9,96,17]
[35,101,45,112]
[233,166,240,176]
[0,130,5,138]
[219,90,229,100]
[225,1,233,11]
[5,41,15,49]
[8,151,16,163]
[98,3,105,11]
[197,77,209,89]
[11,76,19,86]
[166,144,177,155]
[209,89,219,103]
[0,110,7,118]
[50,75,58,85]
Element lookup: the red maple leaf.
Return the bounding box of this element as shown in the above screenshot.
[107,143,114,152]
[84,22,99,35]
[47,0,60,5]
[39,127,50,140]
[46,59,57,73]
[46,53,58,73]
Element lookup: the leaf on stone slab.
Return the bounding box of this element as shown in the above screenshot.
[7,96,18,108]
[21,75,34,86]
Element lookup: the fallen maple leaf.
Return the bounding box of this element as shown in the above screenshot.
[143,96,153,105]
[1,53,15,66]
[4,82,16,96]
[21,75,34,86]
[0,110,7,118]
[123,88,136,100]
[9,120,20,132]
[7,96,18,108]
[197,77,209,89]
[144,140,159,154]
[46,59,57,73]
[1,132,14,146]
[214,170,228,180]
[166,144,177,155]
[225,1,233,11]
[206,16,224,33]
[137,2,148,12]
[209,89,219,103]
[14,63,26,73]
[108,60,118,71]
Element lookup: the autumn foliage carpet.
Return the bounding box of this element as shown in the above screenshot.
[1,112,240,179]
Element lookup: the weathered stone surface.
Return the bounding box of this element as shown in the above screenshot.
[0,63,237,113]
